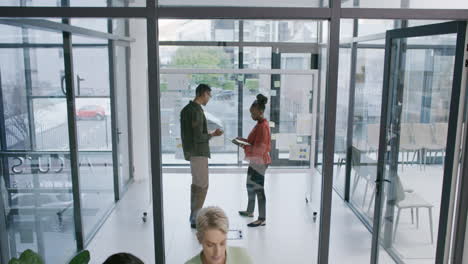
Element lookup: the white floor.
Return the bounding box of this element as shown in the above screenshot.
[333,155,443,264]
[87,169,400,264]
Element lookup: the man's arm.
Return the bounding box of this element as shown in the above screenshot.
[192,110,209,142]
[181,109,193,146]
[210,128,223,139]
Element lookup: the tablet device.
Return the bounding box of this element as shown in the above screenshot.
[230,138,251,146]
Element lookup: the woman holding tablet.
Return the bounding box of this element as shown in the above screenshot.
[233,94,271,227]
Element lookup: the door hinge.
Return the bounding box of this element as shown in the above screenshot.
[465,59,468,68]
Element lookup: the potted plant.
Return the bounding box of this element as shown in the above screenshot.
[8,249,90,264]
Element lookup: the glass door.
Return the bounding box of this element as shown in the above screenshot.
[372,21,467,263]
[113,43,133,195]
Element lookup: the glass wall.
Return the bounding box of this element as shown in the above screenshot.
[350,47,385,220]
[114,43,133,192]
[158,0,328,7]
[315,28,327,173]
[160,19,327,263]
[72,25,115,242]
[0,25,77,264]
[0,17,136,263]
[332,24,352,194]
[1,4,467,264]
[329,19,463,264]
[329,19,394,264]
[159,20,320,167]
[0,0,145,7]
[377,32,458,263]
[84,18,151,263]
[342,0,468,9]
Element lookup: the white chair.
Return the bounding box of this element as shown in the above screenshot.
[350,146,376,207]
[399,123,420,170]
[334,136,347,185]
[367,124,380,153]
[393,175,434,244]
[431,122,447,163]
[335,136,347,167]
[432,123,447,147]
[413,123,445,169]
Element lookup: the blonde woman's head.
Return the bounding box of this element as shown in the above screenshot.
[196,206,229,264]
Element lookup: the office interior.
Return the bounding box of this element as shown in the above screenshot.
[1,1,468,264]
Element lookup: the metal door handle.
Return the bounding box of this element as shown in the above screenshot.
[375,179,391,184]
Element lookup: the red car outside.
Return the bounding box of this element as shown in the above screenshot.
[76,105,105,120]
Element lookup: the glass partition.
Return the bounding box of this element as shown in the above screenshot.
[350,47,385,220]
[0,17,137,263]
[158,0,328,7]
[0,0,145,7]
[0,26,77,264]
[376,28,460,263]
[160,18,328,264]
[332,46,351,195]
[342,0,468,9]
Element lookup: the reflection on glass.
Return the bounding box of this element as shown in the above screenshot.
[243,21,318,43]
[4,153,77,263]
[71,19,108,44]
[114,45,132,190]
[74,44,114,242]
[340,19,354,42]
[76,99,112,150]
[0,25,22,43]
[159,46,239,69]
[0,0,145,7]
[0,26,77,263]
[75,99,114,241]
[333,48,351,194]
[277,74,314,164]
[77,152,114,241]
[281,54,311,70]
[33,99,70,151]
[356,20,395,45]
[0,48,30,150]
[350,48,384,222]
[243,47,272,69]
[242,75,271,138]
[342,0,468,9]
[315,45,327,173]
[30,49,66,97]
[73,48,110,96]
[0,17,144,263]
[378,34,457,263]
[161,19,327,264]
[158,0,328,7]
[159,20,239,42]
[160,73,239,165]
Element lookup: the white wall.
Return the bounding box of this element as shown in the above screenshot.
[129,19,150,182]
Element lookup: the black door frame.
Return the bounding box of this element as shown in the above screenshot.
[372,21,467,263]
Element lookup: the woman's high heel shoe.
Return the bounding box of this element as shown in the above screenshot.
[239,211,254,217]
[247,219,266,227]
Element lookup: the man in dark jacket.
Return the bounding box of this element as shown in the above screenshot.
[180,84,223,228]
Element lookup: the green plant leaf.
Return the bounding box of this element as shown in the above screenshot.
[8,257,21,264]
[18,249,44,264]
[69,250,90,264]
